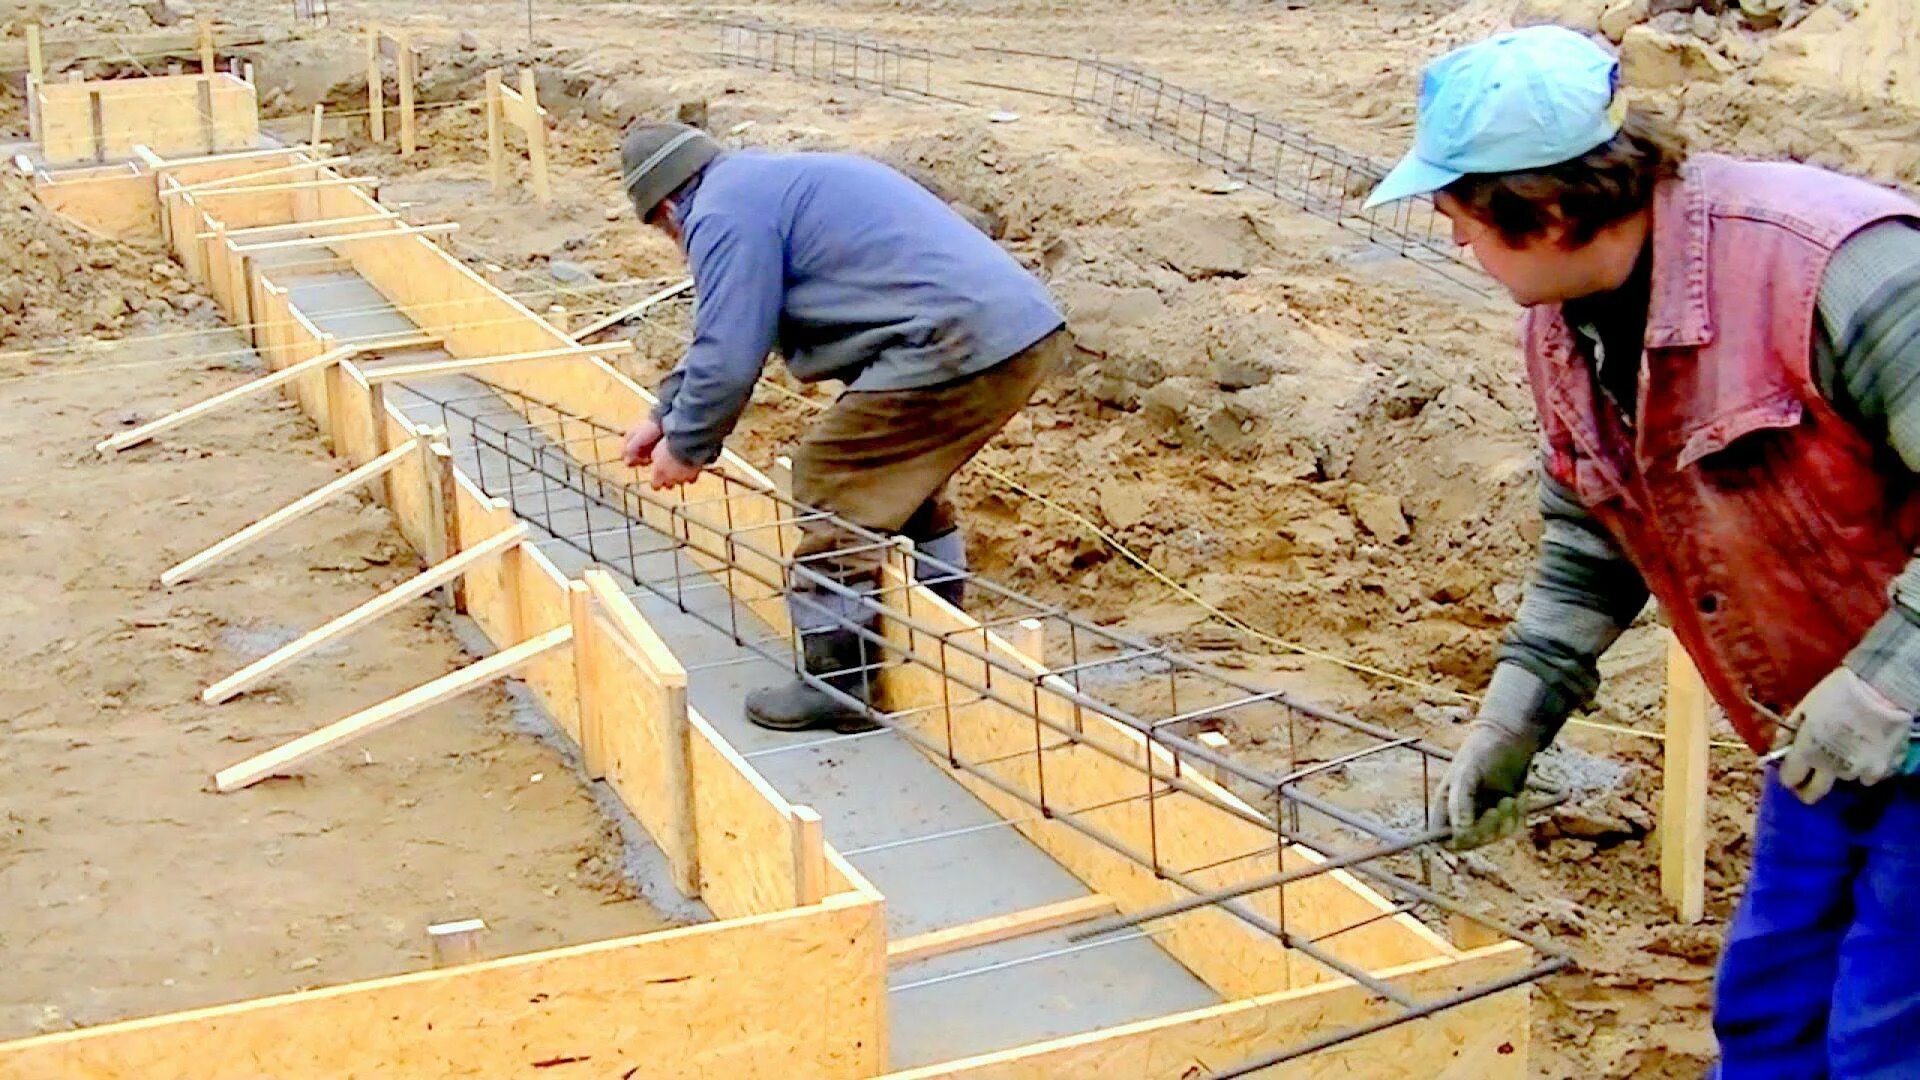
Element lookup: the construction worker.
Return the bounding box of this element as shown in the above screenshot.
[1367,26,1920,1078]
[615,122,1067,735]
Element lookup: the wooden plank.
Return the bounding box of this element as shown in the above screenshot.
[200,212,398,240]
[879,943,1531,1080]
[365,25,384,143]
[175,154,349,193]
[570,278,693,340]
[214,624,574,792]
[791,806,826,907]
[309,103,324,148]
[96,343,353,452]
[1661,633,1708,925]
[196,17,214,74]
[230,222,457,253]
[25,22,41,83]
[171,176,377,199]
[147,143,325,173]
[887,894,1117,967]
[163,442,418,586]
[0,894,887,1080]
[201,524,528,704]
[567,580,602,778]
[361,341,631,384]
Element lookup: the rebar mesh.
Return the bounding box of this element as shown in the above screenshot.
[398,377,1570,1069]
[714,20,961,104]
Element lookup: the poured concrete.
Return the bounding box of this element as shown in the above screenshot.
[280,267,1220,1068]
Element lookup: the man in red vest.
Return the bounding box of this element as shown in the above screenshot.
[1369,26,1920,1077]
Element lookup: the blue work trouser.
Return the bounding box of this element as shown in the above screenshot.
[1713,769,1920,1078]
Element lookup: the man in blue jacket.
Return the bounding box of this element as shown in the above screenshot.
[617,122,1067,734]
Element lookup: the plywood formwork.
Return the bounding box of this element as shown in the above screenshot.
[37,73,259,165]
[12,91,1551,1076]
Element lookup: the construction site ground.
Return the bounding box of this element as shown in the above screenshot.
[4,0,1915,1075]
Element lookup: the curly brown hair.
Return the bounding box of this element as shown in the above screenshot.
[1441,109,1688,248]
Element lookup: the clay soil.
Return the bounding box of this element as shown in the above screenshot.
[6,0,1916,1074]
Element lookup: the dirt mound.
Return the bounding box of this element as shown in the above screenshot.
[0,177,202,359]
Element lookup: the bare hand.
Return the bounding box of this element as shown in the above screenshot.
[622,417,665,467]
[649,444,703,489]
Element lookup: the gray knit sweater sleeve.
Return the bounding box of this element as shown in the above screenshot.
[1495,219,1920,731]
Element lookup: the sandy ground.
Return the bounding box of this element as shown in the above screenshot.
[0,255,666,1038]
[5,0,1915,1073]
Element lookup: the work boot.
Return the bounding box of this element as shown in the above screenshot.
[915,529,968,610]
[744,626,881,734]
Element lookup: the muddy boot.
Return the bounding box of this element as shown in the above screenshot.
[744,626,881,734]
[915,529,968,610]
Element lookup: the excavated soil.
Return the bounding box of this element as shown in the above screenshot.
[7,0,1916,1073]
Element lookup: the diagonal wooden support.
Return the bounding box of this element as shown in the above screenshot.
[202,523,528,704]
[213,623,572,792]
[96,333,441,454]
[162,442,420,587]
[886,894,1118,966]
[97,344,355,453]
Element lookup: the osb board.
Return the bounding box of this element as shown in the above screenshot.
[0,894,888,1080]
[881,944,1531,1080]
[689,708,802,920]
[265,277,335,435]
[587,607,697,893]
[33,167,158,241]
[875,569,1444,999]
[512,543,583,745]
[37,75,258,165]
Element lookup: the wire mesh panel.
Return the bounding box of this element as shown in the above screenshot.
[1063,58,1474,283]
[715,20,957,104]
[397,378,1570,1070]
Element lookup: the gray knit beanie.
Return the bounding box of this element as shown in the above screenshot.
[619,122,723,219]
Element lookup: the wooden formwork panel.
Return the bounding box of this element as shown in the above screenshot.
[584,605,699,893]
[32,166,159,241]
[0,895,888,1080]
[881,944,1529,1080]
[688,707,805,920]
[38,74,258,165]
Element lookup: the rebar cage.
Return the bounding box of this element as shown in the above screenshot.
[397,377,1568,1077]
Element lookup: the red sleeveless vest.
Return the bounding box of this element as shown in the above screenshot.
[1526,154,1920,752]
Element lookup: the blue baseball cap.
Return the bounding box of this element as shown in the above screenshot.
[1364,26,1625,210]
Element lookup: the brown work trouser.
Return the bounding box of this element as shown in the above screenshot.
[788,329,1067,592]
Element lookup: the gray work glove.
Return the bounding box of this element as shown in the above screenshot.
[1433,665,1552,851]
[1777,666,1913,805]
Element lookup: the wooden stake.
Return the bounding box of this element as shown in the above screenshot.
[163,442,419,586]
[1008,618,1045,665]
[790,805,826,907]
[433,443,466,613]
[886,894,1116,966]
[396,31,416,157]
[427,919,488,968]
[310,103,324,148]
[97,343,354,453]
[544,304,568,334]
[1660,633,1709,924]
[25,22,43,84]
[196,17,214,75]
[567,580,603,780]
[365,25,384,143]
[242,61,255,85]
[484,68,505,194]
[202,524,528,704]
[212,624,572,791]
[520,69,550,204]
